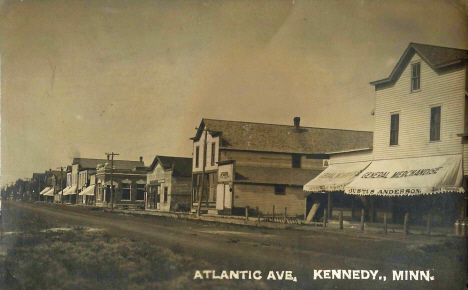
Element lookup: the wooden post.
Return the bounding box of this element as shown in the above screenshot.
[383,212,387,234]
[360,209,365,232]
[327,192,331,221]
[323,209,327,227]
[339,211,343,230]
[404,213,409,235]
[426,213,431,236]
[272,205,275,222]
[369,196,374,223]
[284,207,287,224]
[245,206,249,221]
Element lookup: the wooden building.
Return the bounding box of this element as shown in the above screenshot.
[146,155,192,212]
[305,43,467,226]
[191,118,373,217]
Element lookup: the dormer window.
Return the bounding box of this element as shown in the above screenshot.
[411,63,420,91]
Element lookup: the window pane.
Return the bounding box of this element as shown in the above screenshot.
[430,106,441,141]
[390,114,399,145]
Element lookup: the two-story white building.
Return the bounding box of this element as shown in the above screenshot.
[305,43,467,226]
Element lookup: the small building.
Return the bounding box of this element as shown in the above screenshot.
[191,118,373,217]
[146,155,192,212]
[95,157,146,209]
[305,43,467,226]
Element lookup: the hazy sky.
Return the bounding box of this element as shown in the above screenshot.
[1,0,467,185]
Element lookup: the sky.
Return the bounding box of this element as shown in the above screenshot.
[0,0,467,186]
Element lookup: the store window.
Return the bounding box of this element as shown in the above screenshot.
[122,184,131,200]
[292,154,301,168]
[136,184,145,201]
[164,187,168,203]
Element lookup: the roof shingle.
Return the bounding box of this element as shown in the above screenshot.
[194,119,373,154]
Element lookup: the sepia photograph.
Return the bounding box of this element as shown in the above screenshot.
[0,0,467,289]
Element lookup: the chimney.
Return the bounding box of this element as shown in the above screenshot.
[294,117,301,132]
[139,156,143,163]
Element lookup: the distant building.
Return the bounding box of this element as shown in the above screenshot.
[146,155,192,212]
[191,118,373,217]
[95,157,146,209]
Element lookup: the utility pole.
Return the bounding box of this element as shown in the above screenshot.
[196,129,209,217]
[57,167,65,204]
[105,152,119,211]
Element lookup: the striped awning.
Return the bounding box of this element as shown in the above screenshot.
[39,187,51,195]
[43,188,55,196]
[79,185,95,196]
[64,186,77,195]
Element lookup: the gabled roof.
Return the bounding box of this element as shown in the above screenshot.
[72,158,144,170]
[148,155,192,177]
[235,166,322,186]
[370,43,468,86]
[192,119,373,155]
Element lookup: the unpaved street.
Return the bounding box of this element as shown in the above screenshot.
[2,201,466,289]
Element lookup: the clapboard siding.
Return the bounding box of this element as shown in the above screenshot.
[234,184,305,215]
[192,135,220,173]
[219,150,325,170]
[373,53,465,160]
[464,144,468,174]
[329,150,373,165]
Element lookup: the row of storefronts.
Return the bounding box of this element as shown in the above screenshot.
[28,43,468,226]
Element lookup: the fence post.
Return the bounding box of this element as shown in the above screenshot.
[339,211,343,230]
[323,209,327,227]
[245,206,249,221]
[284,207,288,224]
[383,212,387,234]
[360,209,365,232]
[426,213,431,236]
[404,213,409,235]
[272,205,275,222]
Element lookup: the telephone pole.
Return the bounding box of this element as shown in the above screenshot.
[105,152,119,210]
[196,129,210,217]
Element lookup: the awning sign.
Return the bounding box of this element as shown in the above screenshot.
[303,161,371,192]
[345,155,464,196]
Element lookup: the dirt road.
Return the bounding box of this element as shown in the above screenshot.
[2,201,466,289]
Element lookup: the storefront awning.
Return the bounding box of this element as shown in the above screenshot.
[303,161,371,192]
[58,186,70,195]
[79,185,95,196]
[43,188,55,196]
[39,187,51,195]
[64,186,77,195]
[345,155,464,196]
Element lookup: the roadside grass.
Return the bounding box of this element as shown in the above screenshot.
[0,204,268,290]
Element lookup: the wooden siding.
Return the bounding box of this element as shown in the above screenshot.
[219,150,325,170]
[233,184,305,216]
[192,135,219,173]
[329,150,373,165]
[464,144,468,174]
[374,53,465,160]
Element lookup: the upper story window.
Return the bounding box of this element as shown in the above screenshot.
[292,154,301,168]
[274,185,286,195]
[211,142,216,166]
[411,63,420,91]
[390,113,399,146]
[430,106,441,141]
[163,187,168,203]
[195,146,200,168]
